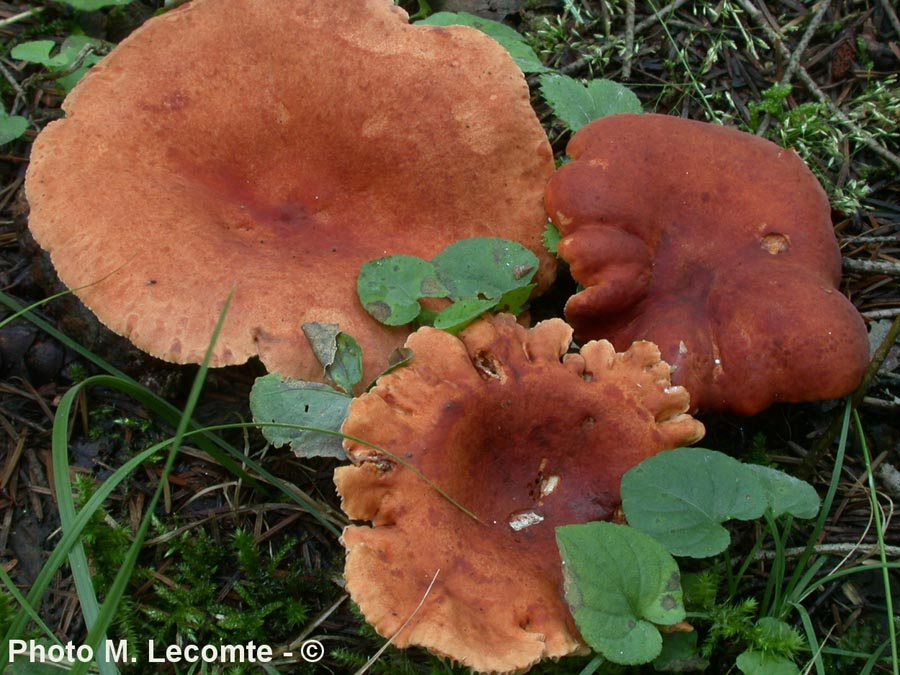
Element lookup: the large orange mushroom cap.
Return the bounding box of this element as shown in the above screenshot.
[25,0,555,385]
[336,314,704,673]
[545,113,870,415]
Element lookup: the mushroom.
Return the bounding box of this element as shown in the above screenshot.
[336,313,704,673]
[24,0,555,386]
[544,113,870,415]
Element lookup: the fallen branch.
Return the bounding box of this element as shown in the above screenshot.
[843,258,900,276]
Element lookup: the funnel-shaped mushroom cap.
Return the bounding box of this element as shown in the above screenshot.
[25,0,555,385]
[336,314,704,673]
[545,113,870,415]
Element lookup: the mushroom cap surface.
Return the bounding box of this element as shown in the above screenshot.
[544,113,870,414]
[336,314,705,673]
[25,0,555,385]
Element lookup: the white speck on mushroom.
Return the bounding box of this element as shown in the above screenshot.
[539,475,560,498]
[714,359,721,365]
[508,510,544,531]
[679,341,688,354]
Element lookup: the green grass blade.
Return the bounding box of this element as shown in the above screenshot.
[0,566,61,645]
[855,410,898,675]
[0,290,261,488]
[51,377,118,675]
[782,398,853,606]
[67,290,232,675]
[791,601,825,675]
[1,423,171,664]
[860,640,892,675]
[760,512,786,616]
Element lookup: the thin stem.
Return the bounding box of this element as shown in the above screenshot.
[855,411,899,675]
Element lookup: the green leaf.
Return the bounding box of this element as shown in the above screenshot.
[0,113,28,146]
[736,650,801,675]
[418,12,550,73]
[13,36,99,68]
[432,297,496,332]
[357,255,446,326]
[495,283,536,315]
[12,36,107,91]
[57,53,103,91]
[543,222,562,255]
[652,631,709,672]
[621,447,768,558]
[249,374,350,459]
[432,237,538,301]
[557,521,685,665]
[57,0,132,9]
[539,74,642,132]
[745,464,820,519]
[11,40,60,67]
[328,331,364,394]
[301,323,363,394]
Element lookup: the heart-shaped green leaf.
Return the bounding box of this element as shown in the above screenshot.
[621,447,768,558]
[557,521,685,665]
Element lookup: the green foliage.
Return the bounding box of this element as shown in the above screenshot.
[249,374,351,459]
[697,604,805,669]
[701,597,759,657]
[824,620,887,672]
[680,568,720,611]
[418,12,550,73]
[357,255,449,326]
[87,403,155,446]
[11,35,109,91]
[747,83,793,129]
[72,474,132,594]
[621,447,819,557]
[58,0,132,10]
[621,448,768,557]
[0,104,28,145]
[525,9,625,75]
[556,521,685,664]
[539,73,642,132]
[747,77,900,211]
[301,322,363,394]
[653,632,709,672]
[557,448,824,670]
[358,237,540,333]
[130,528,313,671]
[0,589,15,637]
[736,650,801,675]
[745,464,820,519]
[542,222,562,256]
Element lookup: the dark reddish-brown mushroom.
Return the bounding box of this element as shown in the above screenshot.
[545,113,870,414]
[25,0,555,386]
[336,314,705,673]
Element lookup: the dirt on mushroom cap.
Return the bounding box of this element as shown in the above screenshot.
[24,0,555,386]
[336,314,705,673]
[545,112,870,415]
